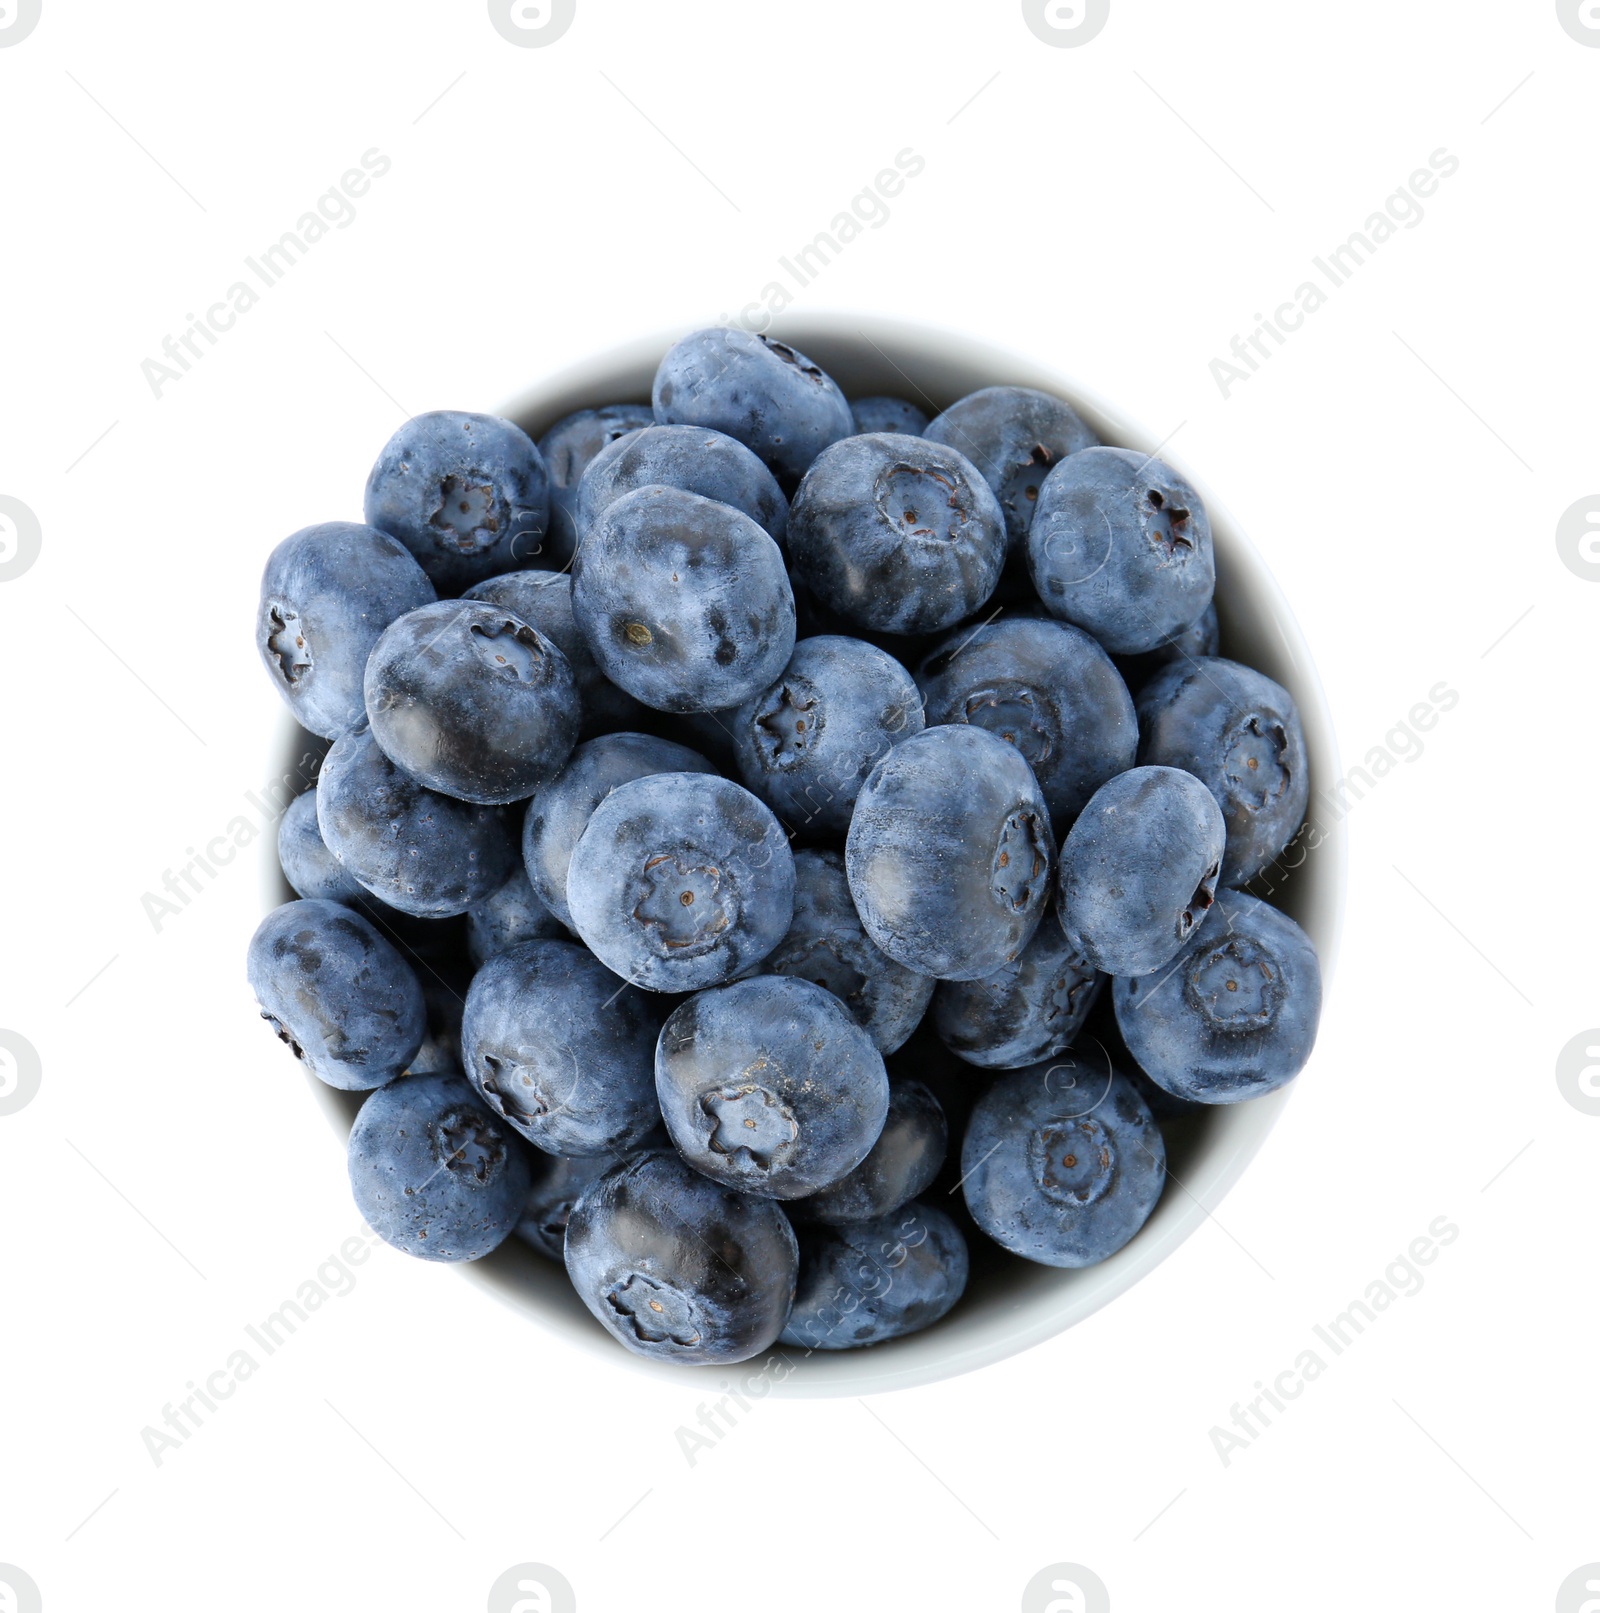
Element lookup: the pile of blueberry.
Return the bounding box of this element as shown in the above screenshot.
[248,327,1322,1367]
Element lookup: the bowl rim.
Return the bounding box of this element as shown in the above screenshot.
[269,312,1347,1398]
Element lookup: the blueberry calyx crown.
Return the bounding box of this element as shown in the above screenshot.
[607,1273,702,1347]
[1186,935,1282,1031]
[875,463,968,545]
[478,1052,553,1125]
[1179,860,1222,939]
[468,617,544,683]
[265,603,312,685]
[963,684,1053,768]
[755,676,824,768]
[991,809,1050,912]
[701,1070,798,1170]
[632,854,734,956]
[1223,715,1291,811]
[429,475,499,554]
[433,1106,507,1184]
[1143,486,1196,560]
[1030,1117,1116,1208]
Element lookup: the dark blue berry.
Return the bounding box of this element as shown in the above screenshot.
[653,328,852,487]
[349,1071,533,1262]
[576,423,788,545]
[780,1202,968,1350]
[461,938,663,1155]
[565,1149,798,1364]
[248,898,427,1090]
[1136,657,1310,885]
[916,615,1137,829]
[364,410,551,593]
[962,1055,1165,1267]
[363,600,580,804]
[571,485,795,714]
[464,569,647,737]
[931,917,1102,1070]
[1058,766,1225,977]
[791,1077,947,1226]
[522,733,716,931]
[788,433,1006,635]
[1113,889,1320,1104]
[1028,447,1215,654]
[924,386,1097,557]
[655,975,889,1199]
[846,726,1055,980]
[730,635,924,837]
[567,772,795,992]
[317,721,520,917]
[538,403,654,570]
[257,523,435,739]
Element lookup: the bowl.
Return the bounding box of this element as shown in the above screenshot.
[265,314,1346,1397]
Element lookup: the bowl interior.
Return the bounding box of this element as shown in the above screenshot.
[273,315,1345,1397]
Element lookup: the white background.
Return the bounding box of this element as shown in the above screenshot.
[0,2,1594,1609]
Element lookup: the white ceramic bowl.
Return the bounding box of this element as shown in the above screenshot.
[268,315,1345,1398]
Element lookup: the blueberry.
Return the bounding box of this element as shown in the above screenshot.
[465,866,565,967]
[1113,889,1321,1104]
[730,635,925,837]
[850,396,929,436]
[257,523,435,739]
[924,386,1098,557]
[847,726,1055,981]
[1058,766,1226,978]
[657,975,889,1199]
[363,410,551,593]
[788,434,1006,635]
[464,569,646,737]
[538,403,655,570]
[571,485,796,714]
[915,616,1137,828]
[565,1148,798,1364]
[568,771,795,992]
[515,1150,616,1261]
[317,721,520,917]
[1028,447,1216,654]
[278,788,368,906]
[756,849,933,1054]
[1115,600,1220,692]
[1137,657,1309,884]
[961,1054,1165,1267]
[576,423,789,545]
[363,600,580,805]
[652,327,853,487]
[931,917,1102,1070]
[522,732,716,931]
[248,899,427,1090]
[780,1201,967,1350]
[461,938,663,1155]
[348,1071,533,1262]
[791,1077,947,1225]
